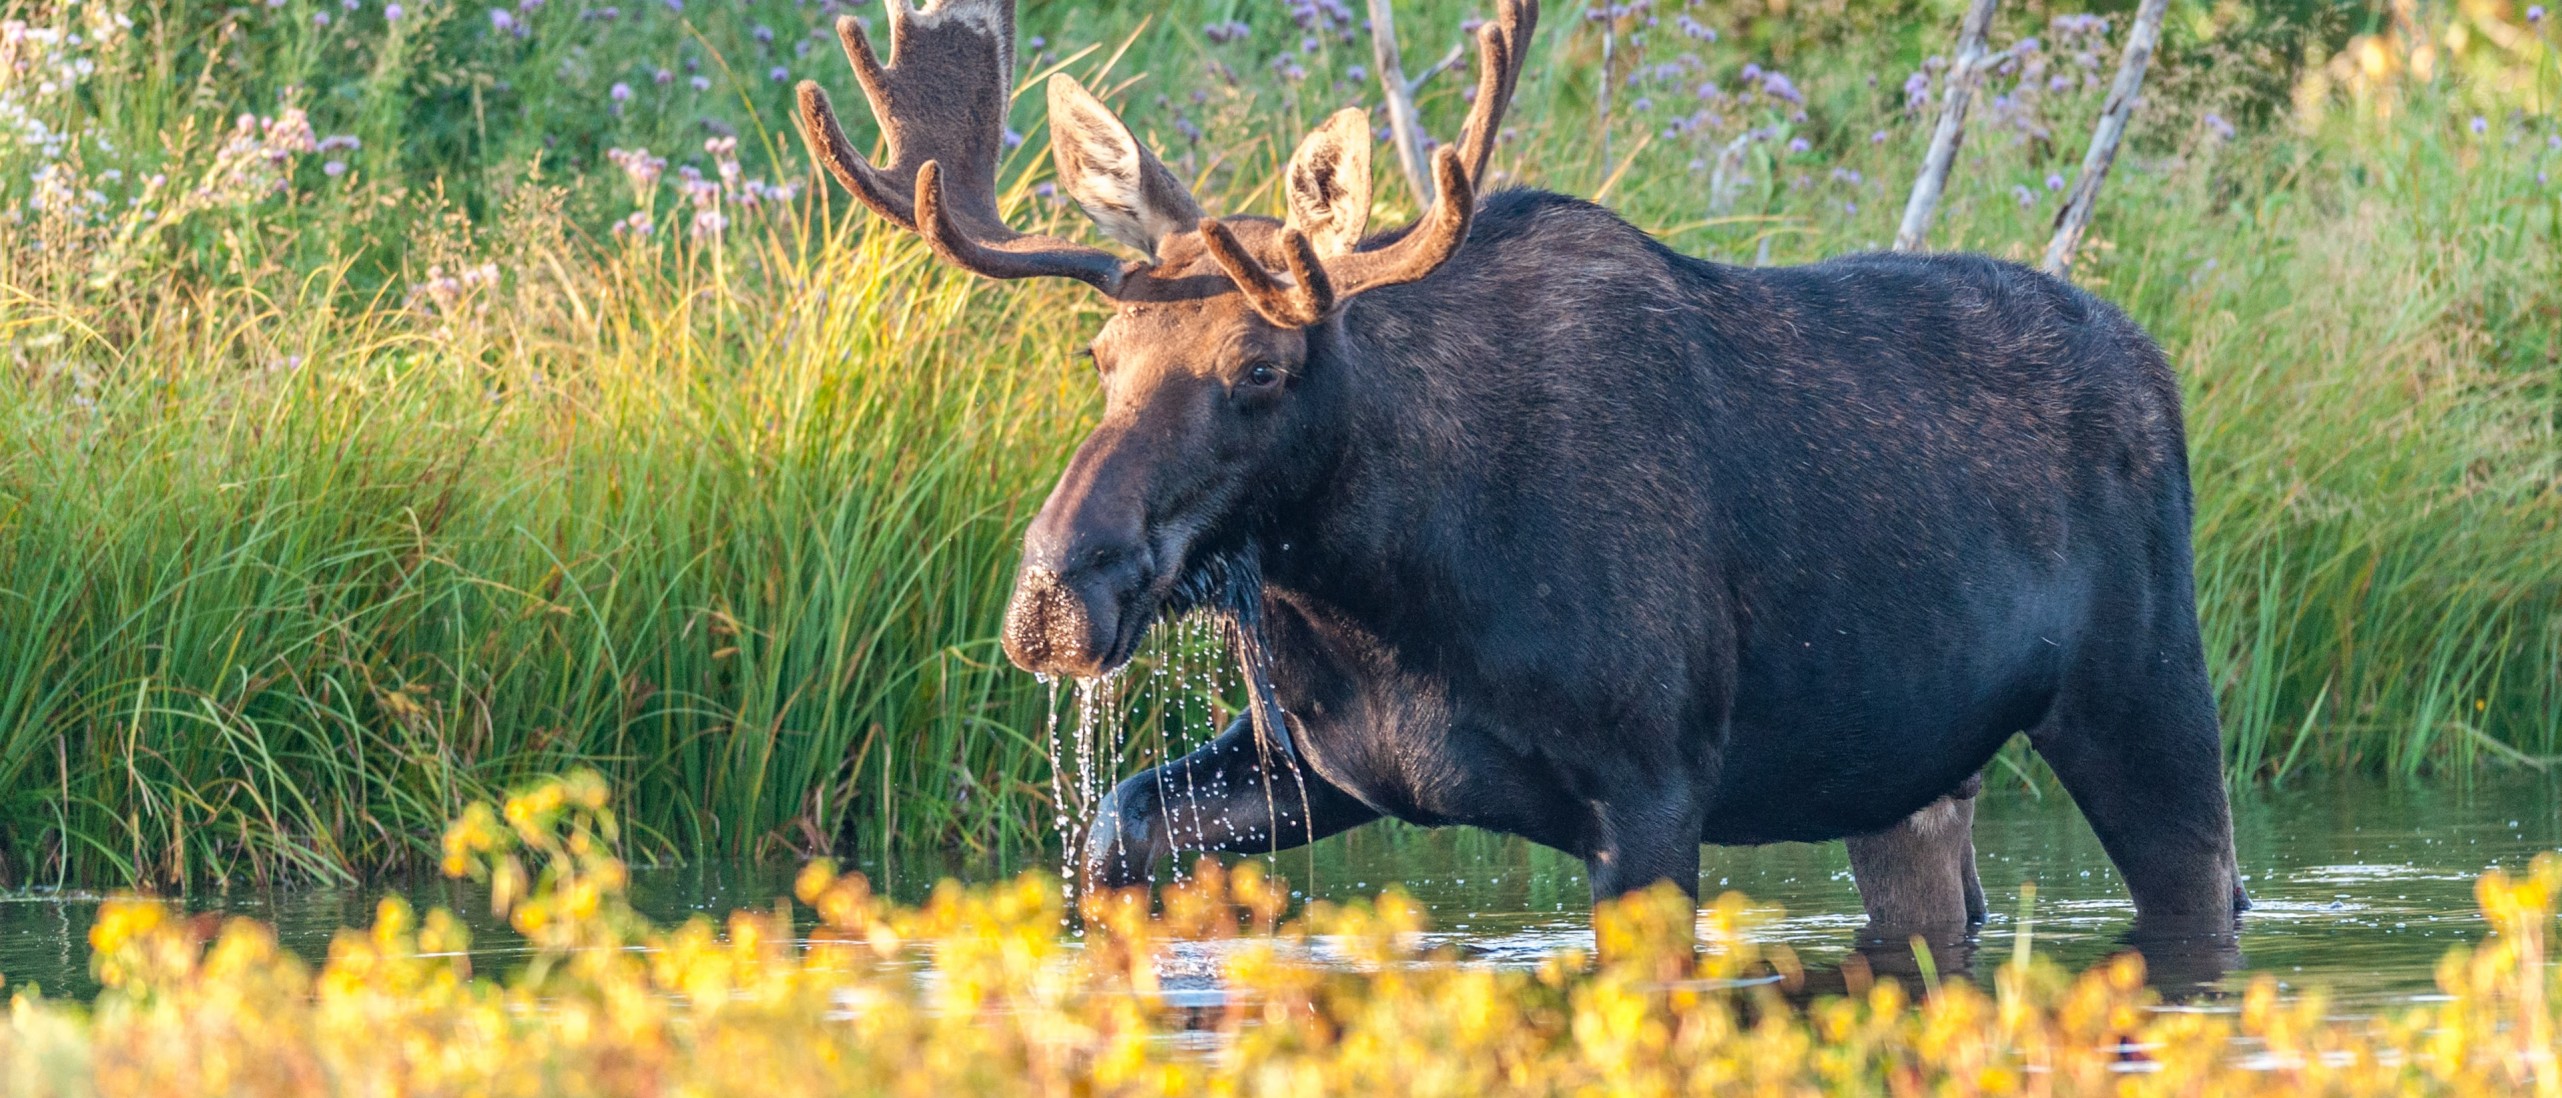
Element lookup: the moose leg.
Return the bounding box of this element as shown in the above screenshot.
[1845,776,1986,936]
[2030,644,2242,938]
[1585,787,1706,905]
[1082,715,1379,894]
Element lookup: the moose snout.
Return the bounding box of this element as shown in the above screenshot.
[1000,518,1151,679]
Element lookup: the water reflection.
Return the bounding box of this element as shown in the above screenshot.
[1,773,2555,1009]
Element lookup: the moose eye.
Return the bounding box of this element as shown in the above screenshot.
[1243,363,1282,389]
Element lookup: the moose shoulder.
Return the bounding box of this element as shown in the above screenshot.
[796,0,2242,938]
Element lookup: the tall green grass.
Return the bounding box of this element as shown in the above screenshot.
[0,0,2555,886]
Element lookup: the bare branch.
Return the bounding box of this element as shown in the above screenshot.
[2042,0,2170,278]
[1408,41,1469,95]
[1893,0,1999,253]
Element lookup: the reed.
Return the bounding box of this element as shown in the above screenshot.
[0,0,2556,886]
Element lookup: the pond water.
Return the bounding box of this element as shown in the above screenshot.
[3,773,2556,1010]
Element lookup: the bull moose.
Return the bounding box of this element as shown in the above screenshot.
[794,0,2244,937]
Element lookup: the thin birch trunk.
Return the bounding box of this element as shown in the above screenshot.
[1367,0,1434,204]
[1892,0,1999,253]
[2041,0,2171,277]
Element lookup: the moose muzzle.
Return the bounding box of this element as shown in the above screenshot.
[1000,462,1153,679]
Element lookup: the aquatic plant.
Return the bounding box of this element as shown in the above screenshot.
[0,0,2557,887]
[5,773,2562,1095]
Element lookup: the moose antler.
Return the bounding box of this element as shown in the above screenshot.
[1203,0,1535,327]
[794,0,1128,292]
[1455,0,1537,190]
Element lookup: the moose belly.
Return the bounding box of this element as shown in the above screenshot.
[1698,633,2065,845]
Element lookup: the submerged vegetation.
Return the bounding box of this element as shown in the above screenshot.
[3,773,2562,1094]
[1,0,2558,886]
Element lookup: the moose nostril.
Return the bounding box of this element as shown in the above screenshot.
[1067,541,1143,581]
[1002,568,1093,670]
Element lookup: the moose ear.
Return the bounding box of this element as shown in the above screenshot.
[1045,74,1205,257]
[1283,108,1373,257]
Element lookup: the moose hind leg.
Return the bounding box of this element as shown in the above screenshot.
[1846,786,1983,936]
[1083,714,1378,894]
[2031,647,2240,938]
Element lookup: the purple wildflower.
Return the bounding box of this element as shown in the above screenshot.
[690,75,711,92]
[610,82,631,101]
[2470,115,2488,135]
[769,65,789,81]
[384,2,403,20]
[1786,136,1810,153]
[489,8,515,31]
[2045,173,2065,191]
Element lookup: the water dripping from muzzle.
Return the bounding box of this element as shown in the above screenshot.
[1226,614,1320,877]
[1035,598,1323,909]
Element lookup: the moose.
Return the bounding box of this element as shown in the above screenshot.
[794,0,2244,938]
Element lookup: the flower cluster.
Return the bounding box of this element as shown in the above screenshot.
[4,3,134,228]
[196,108,318,205]
[602,137,798,243]
[407,261,502,322]
[10,776,2562,1097]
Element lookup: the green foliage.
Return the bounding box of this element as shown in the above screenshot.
[1,0,2556,886]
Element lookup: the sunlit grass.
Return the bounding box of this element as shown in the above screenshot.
[0,0,2557,886]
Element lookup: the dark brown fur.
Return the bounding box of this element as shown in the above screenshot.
[794,0,2238,939]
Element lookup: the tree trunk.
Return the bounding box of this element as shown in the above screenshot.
[1367,0,1434,204]
[2041,0,2171,277]
[1893,0,2000,253]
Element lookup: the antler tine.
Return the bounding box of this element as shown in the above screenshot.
[795,0,1128,293]
[1210,0,1507,328]
[1454,0,1537,189]
[1322,145,1473,299]
[1201,220,1335,328]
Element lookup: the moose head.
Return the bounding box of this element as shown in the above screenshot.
[796,0,1534,680]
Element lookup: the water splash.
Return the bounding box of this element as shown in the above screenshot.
[1037,562,1325,905]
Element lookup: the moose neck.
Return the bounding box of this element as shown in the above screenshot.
[1255,188,1730,658]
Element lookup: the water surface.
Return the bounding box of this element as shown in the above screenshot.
[3,774,2554,1009]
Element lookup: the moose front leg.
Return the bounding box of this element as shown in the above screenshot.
[1082,715,1380,894]
[1584,783,1706,905]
